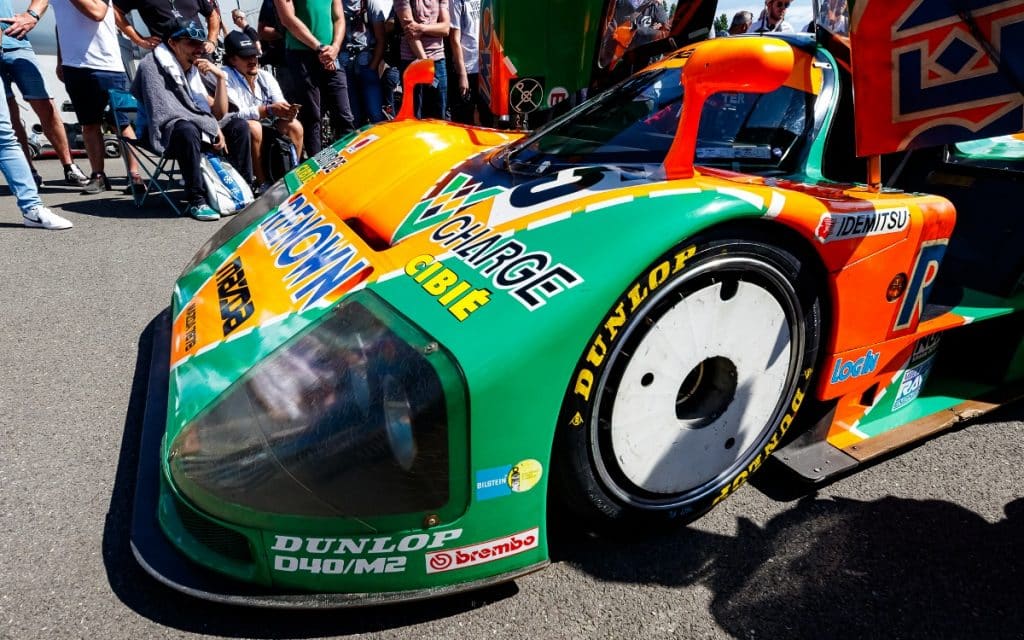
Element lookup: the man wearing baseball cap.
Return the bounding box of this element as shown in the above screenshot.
[131,19,253,220]
[221,29,302,192]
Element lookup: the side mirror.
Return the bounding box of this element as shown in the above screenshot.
[664,37,795,179]
[396,59,437,121]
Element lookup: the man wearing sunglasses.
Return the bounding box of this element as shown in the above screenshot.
[221,30,302,192]
[131,19,253,221]
[752,0,793,33]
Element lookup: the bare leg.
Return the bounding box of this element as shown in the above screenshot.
[29,98,74,166]
[7,96,38,173]
[248,119,265,184]
[121,124,141,178]
[277,119,303,159]
[81,123,105,175]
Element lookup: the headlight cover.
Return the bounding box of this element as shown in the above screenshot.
[168,293,465,524]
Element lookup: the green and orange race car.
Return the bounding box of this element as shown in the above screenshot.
[132,0,1024,606]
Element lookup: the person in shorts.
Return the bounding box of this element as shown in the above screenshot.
[0,0,89,185]
[51,0,141,193]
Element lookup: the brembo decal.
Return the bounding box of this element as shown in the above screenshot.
[424,528,539,574]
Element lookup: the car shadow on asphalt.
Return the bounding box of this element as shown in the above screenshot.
[549,493,1023,640]
[59,194,182,220]
[102,315,519,637]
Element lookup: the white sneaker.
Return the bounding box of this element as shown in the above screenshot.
[23,206,73,230]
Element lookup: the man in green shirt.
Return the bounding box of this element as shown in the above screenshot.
[274,0,354,155]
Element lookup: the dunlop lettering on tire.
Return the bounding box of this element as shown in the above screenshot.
[552,230,822,529]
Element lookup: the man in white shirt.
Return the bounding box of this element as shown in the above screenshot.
[752,0,793,33]
[50,0,141,193]
[448,0,489,126]
[221,30,302,189]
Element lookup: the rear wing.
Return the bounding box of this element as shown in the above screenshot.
[846,0,1024,157]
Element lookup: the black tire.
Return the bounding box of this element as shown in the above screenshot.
[552,230,822,530]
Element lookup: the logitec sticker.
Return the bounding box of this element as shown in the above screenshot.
[270,529,463,576]
[424,528,539,574]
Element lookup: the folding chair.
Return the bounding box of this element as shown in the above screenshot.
[108,89,184,216]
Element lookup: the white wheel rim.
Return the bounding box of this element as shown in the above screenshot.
[603,268,794,497]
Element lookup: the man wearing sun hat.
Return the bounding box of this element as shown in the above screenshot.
[131,18,253,221]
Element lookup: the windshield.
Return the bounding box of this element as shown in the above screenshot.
[504,67,813,176]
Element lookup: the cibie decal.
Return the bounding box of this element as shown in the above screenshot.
[830,349,880,384]
[259,194,370,310]
[894,240,948,331]
[215,257,254,337]
[425,528,539,574]
[475,459,543,501]
[405,254,491,320]
[270,529,463,576]
[815,207,910,243]
[392,173,507,244]
[430,214,582,310]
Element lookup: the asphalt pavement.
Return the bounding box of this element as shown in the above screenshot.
[1,158,1021,640]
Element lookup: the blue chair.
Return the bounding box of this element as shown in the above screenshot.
[108,89,184,216]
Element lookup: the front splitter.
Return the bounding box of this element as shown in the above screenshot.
[130,309,548,608]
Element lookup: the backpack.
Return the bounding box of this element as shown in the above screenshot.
[201,152,255,215]
[261,125,299,184]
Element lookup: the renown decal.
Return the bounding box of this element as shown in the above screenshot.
[215,257,254,337]
[405,253,492,320]
[270,529,462,576]
[430,214,582,310]
[393,173,507,243]
[815,207,910,243]
[894,240,948,331]
[259,194,370,310]
[425,528,539,574]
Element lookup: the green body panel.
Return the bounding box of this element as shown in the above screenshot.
[481,0,604,112]
[953,135,1024,161]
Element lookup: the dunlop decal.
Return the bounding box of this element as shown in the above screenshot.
[710,366,814,507]
[570,245,697,405]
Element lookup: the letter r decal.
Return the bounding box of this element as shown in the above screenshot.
[894,240,948,331]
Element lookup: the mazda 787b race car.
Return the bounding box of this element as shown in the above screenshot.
[132,5,1024,607]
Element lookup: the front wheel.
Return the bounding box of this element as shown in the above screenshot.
[553,232,822,529]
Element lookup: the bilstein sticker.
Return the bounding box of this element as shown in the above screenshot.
[425,528,539,574]
[475,459,543,500]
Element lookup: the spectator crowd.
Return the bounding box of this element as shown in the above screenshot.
[0,0,487,224]
[0,0,836,227]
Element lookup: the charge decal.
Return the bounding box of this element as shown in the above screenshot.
[424,528,539,574]
[215,257,255,337]
[430,213,582,310]
[405,253,492,320]
[393,172,507,244]
[894,239,948,331]
[270,529,463,576]
[170,194,370,367]
[815,207,910,243]
[475,459,543,501]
